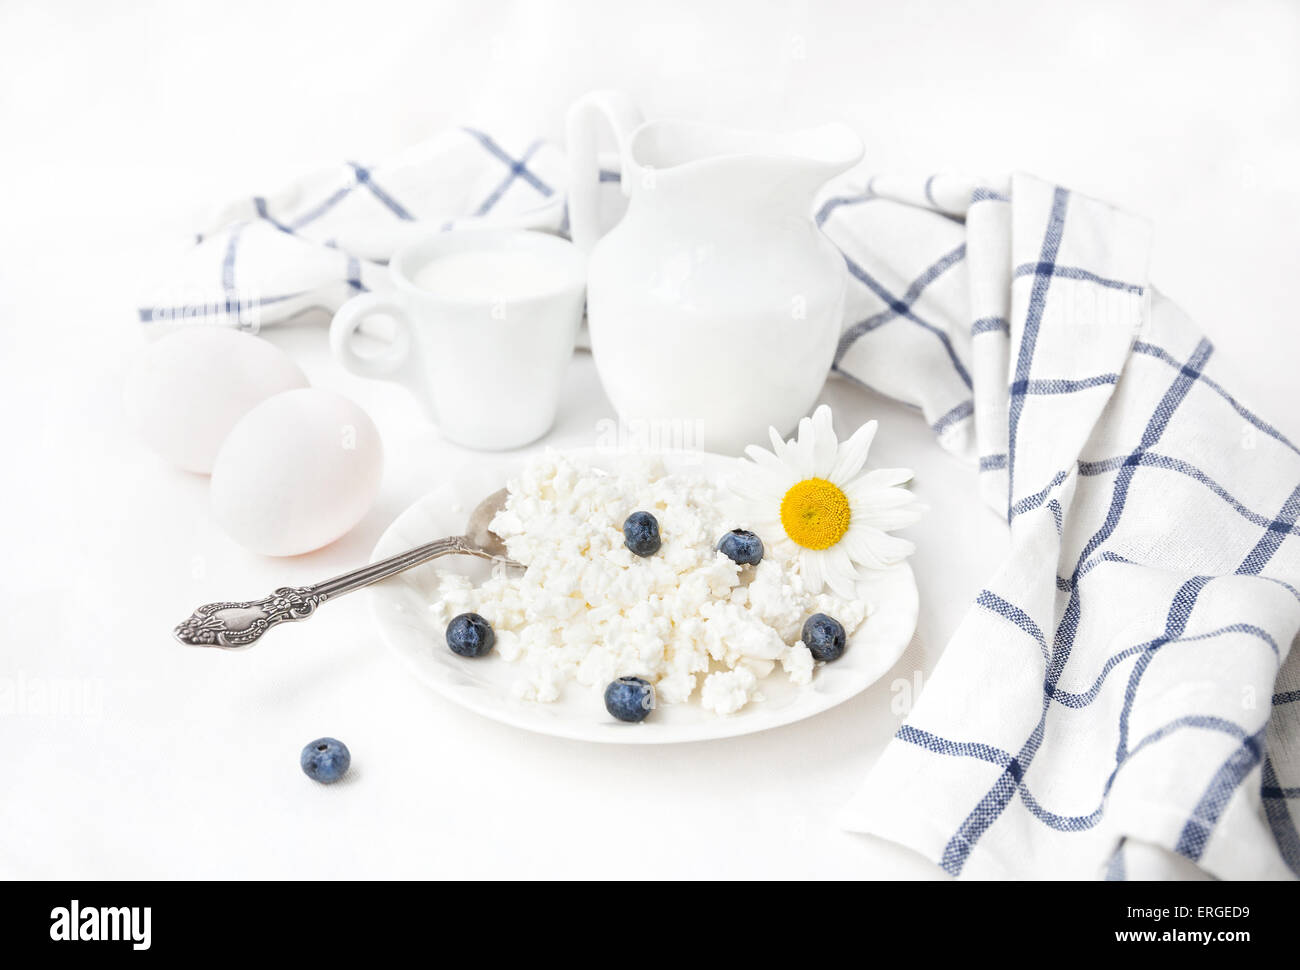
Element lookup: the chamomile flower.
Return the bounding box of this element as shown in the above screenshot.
[731,405,923,597]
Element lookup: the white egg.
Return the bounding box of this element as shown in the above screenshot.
[210,388,384,557]
[125,327,309,474]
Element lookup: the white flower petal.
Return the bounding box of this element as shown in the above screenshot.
[728,476,768,500]
[786,416,814,478]
[828,419,878,485]
[856,501,926,532]
[854,466,915,489]
[768,425,790,460]
[810,406,838,478]
[800,548,825,593]
[840,525,891,569]
[744,444,793,479]
[849,526,915,566]
[769,533,800,560]
[731,469,785,501]
[822,544,860,598]
[845,480,919,511]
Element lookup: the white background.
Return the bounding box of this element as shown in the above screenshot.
[1,0,1297,878]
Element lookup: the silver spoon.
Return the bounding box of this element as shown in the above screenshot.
[173,488,518,649]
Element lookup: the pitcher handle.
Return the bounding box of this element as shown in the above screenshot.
[565,89,644,253]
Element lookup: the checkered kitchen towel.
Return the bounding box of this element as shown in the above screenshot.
[138,128,571,329]
[145,129,1300,879]
[828,172,1300,880]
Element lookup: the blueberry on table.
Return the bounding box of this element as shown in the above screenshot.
[801,613,847,663]
[605,676,656,722]
[300,737,351,784]
[717,529,764,566]
[622,511,662,557]
[446,612,496,657]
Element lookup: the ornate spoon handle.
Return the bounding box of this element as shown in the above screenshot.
[174,536,512,648]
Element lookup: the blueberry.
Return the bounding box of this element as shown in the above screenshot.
[717,529,764,566]
[604,676,656,722]
[801,613,847,663]
[300,737,351,784]
[446,612,495,657]
[622,511,661,557]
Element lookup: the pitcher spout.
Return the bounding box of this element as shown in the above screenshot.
[624,120,863,218]
[778,121,866,184]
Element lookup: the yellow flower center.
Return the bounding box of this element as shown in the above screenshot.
[779,478,851,550]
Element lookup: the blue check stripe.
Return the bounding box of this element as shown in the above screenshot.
[899,714,1249,842]
[979,583,1280,712]
[348,162,414,220]
[1262,783,1300,798]
[1105,841,1127,881]
[139,291,309,323]
[1175,728,1268,860]
[1014,374,1119,395]
[836,249,973,389]
[980,340,1290,537]
[1006,187,1070,520]
[1114,573,1210,760]
[975,590,1047,661]
[287,182,356,231]
[1056,623,1279,710]
[475,139,550,217]
[221,223,242,295]
[1010,469,1071,519]
[1262,758,1300,876]
[462,127,555,197]
[1012,262,1145,294]
[1077,453,1300,537]
[931,400,974,437]
[1162,483,1300,861]
[815,187,877,227]
[923,174,939,208]
[972,315,1009,336]
[1132,341,1300,458]
[845,243,967,334]
[344,255,363,292]
[898,726,1013,768]
[1261,574,1300,605]
[1238,482,1300,575]
[250,161,416,234]
[253,197,294,234]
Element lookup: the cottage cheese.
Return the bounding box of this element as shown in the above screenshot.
[425,452,868,715]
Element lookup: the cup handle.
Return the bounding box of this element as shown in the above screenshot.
[565,89,644,253]
[330,292,427,404]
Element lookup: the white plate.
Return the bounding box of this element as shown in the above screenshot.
[367,449,918,744]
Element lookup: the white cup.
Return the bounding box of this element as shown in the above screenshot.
[330,229,586,450]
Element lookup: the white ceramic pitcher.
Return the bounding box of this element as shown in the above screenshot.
[567,90,863,454]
